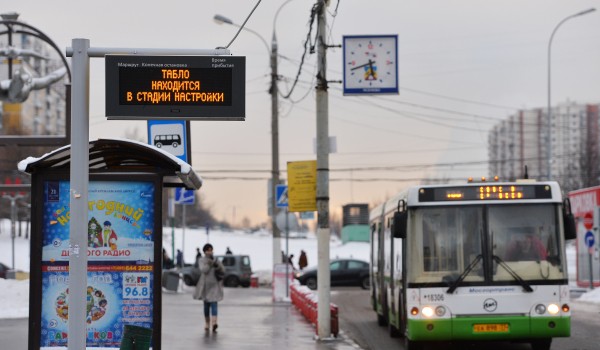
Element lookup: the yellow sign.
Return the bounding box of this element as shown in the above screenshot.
[473,323,509,333]
[287,160,317,212]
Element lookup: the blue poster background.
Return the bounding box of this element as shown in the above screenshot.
[40,180,156,349]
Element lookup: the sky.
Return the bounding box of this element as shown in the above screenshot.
[1,218,600,320]
[5,0,600,226]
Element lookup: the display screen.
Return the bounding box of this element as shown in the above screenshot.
[418,184,552,202]
[105,55,245,120]
[118,67,232,106]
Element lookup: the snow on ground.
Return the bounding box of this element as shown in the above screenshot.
[0,219,368,319]
[1,218,599,320]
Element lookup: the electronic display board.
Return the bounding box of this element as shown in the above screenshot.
[106,55,245,120]
[418,184,553,202]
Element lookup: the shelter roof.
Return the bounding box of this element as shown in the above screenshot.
[18,138,201,189]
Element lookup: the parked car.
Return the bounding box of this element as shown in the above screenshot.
[294,258,370,290]
[181,255,253,288]
[0,262,10,279]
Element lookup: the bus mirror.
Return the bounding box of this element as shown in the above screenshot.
[393,211,407,239]
[563,198,576,240]
[564,213,576,240]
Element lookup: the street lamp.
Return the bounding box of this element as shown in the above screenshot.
[547,8,595,180]
[214,5,289,266]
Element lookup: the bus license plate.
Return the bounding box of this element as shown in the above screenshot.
[473,324,509,333]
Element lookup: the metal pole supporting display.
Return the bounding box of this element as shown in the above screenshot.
[68,37,90,350]
[65,40,230,349]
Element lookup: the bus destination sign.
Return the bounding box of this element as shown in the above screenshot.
[105,55,245,120]
[419,184,553,202]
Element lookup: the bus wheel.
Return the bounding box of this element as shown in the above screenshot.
[377,313,387,327]
[172,142,178,148]
[404,338,423,350]
[155,143,162,148]
[531,338,552,350]
[388,321,401,338]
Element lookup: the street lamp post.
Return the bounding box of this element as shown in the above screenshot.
[214,7,287,267]
[547,8,595,180]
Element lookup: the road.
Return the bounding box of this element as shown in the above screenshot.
[331,287,600,350]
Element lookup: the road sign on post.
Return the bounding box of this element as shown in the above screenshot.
[174,187,195,205]
[276,184,288,208]
[148,120,191,164]
[287,160,317,212]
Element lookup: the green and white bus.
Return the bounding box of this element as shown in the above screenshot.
[369,180,576,350]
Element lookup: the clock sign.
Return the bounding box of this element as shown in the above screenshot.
[343,35,398,95]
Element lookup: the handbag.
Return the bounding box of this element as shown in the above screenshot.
[214,268,225,281]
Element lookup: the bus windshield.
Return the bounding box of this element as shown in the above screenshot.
[407,204,566,286]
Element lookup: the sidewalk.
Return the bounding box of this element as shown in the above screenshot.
[162,285,361,350]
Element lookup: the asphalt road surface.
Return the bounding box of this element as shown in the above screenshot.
[330,287,600,350]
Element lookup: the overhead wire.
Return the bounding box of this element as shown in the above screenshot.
[278,2,320,99]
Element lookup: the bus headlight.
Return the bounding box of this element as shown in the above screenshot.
[534,304,546,315]
[547,304,559,315]
[435,306,446,317]
[422,306,434,318]
[410,307,419,316]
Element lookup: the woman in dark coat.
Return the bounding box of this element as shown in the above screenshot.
[298,250,308,270]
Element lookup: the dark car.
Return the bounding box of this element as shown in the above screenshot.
[181,255,252,288]
[294,258,370,290]
[0,262,10,279]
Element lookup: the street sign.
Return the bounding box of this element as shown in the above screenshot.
[584,212,594,230]
[105,55,245,120]
[147,120,191,163]
[585,231,595,248]
[276,184,288,208]
[300,211,315,220]
[287,160,317,212]
[174,187,195,205]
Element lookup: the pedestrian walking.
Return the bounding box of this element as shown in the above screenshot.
[193,243,225,333]
[287,254,296,270]
[176,249,183,268]
[162,248,173,269]
[298,250,308,270]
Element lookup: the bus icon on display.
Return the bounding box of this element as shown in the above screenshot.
[153,134,181,148]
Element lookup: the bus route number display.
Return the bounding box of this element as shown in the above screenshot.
[419,184,553,202]
[105,55,245,120]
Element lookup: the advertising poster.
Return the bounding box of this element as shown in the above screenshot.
[40,180,156,349]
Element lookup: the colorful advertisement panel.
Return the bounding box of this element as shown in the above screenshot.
[40,180,156,349]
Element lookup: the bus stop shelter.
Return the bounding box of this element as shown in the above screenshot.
[18,138,201,350]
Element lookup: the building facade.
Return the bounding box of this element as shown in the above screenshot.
[488,101,600,193]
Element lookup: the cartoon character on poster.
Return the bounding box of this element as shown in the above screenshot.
[88,217,103,248]
[41,271,126,347]
[103,220,119,250]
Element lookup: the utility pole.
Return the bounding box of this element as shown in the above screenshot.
[271,31,282,265]
[315,0,331,339]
